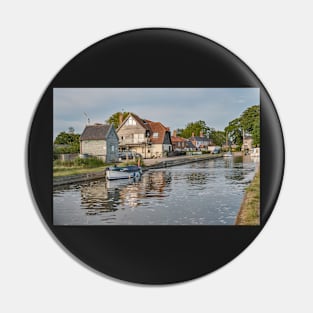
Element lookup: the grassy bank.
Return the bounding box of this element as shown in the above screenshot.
[53,157,107,177]
[53,166,107,177]
[53,158,144,177]
[235,168,260,225]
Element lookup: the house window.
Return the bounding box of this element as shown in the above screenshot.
[133,133,144,143]
[153,132,159,138]
[111,146,114,152]
[126,116,136,126]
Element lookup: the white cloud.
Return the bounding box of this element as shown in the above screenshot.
[53,88,259,137]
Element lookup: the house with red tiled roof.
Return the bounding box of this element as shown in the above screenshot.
[171,130,188,151]
[116,113,172,158]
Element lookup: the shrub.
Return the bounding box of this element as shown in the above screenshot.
[53,156,105,168]
[73,157,105,168]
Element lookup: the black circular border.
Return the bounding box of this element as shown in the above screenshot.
[28,28,284,284]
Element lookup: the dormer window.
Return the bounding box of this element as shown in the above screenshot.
[126,116,136,126]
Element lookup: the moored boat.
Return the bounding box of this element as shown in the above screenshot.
[250,147,260,157]
[223,151,232,157]
[106,165,142,180]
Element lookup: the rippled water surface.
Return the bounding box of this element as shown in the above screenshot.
[53,156,258,225]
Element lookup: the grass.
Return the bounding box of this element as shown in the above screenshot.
[53,166,107,177]
[235,168,260,225]
[53,157,108,177]
[53,157,144,177]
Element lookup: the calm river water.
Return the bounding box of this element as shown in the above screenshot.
[53,156,258,225]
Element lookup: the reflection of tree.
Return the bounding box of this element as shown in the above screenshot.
[78,171,173,212]
[186,172,207,185]
[223,156,245,181]
[223,158,232,168]
[225,169,244,181]
[233,156,243,164]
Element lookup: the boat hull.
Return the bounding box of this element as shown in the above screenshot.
[106,166,142,180]
[223,152,232,157]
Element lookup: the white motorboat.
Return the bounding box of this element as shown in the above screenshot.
[250,147,260,157]
[106,165,142,180]
[223,151,232,157]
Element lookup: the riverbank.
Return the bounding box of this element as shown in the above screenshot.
[53,153,223,186]
[235,167,260,225]
[142,153,222,170]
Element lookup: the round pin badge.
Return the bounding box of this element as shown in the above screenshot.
[28,28,284,284]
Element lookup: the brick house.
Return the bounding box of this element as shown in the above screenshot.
[171,130,187,151]
[80,123,119,162]
[189,132,212,150]
[116,113,172,158]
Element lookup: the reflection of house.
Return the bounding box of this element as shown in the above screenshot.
[189,132,212,150]
[242,135,253,152]
[116,113,172,158]
[171,130,187,151]
[80,123,119,162]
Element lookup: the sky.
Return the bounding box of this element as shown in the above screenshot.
[53,88,260,138]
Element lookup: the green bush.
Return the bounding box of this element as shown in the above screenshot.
[73,157,105,168]
[54,159,75,167]
[53,143,80,154]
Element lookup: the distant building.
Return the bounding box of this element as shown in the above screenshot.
[185,140,196,151]
[171,130,187,151]
[117,113,172,158]
[80,123,119,162]
[242,135,253,152]
[189,132,212,150]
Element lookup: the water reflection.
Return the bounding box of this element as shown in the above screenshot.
[53,156,258,225]
[81,181,120,212]
[186,172,208,185]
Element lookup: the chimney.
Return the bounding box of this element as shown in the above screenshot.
[200,131,203,137]
[192,132,195,137]
[119,112,123,126]
[173,130,177,137]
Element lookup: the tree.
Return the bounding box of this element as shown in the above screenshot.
[224,118,243,146]
[251,118,260,146]
[240,105,260,134]
[210,129,226,146]
[224,105,260,147]
[106,111,129,129]
[174,128,184,137]
[54,131,80,153]
[180,120,210,138]
[68,126,75,134]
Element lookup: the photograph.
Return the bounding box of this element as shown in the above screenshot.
[53,88,260,225]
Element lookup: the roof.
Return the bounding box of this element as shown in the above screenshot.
[117,113,170,144]
[171,136,187,143]
[80,124,112,141]
[116,113,152,133]
[189,135,211,142]
[146,120,170,144]
[185,141,196,149]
